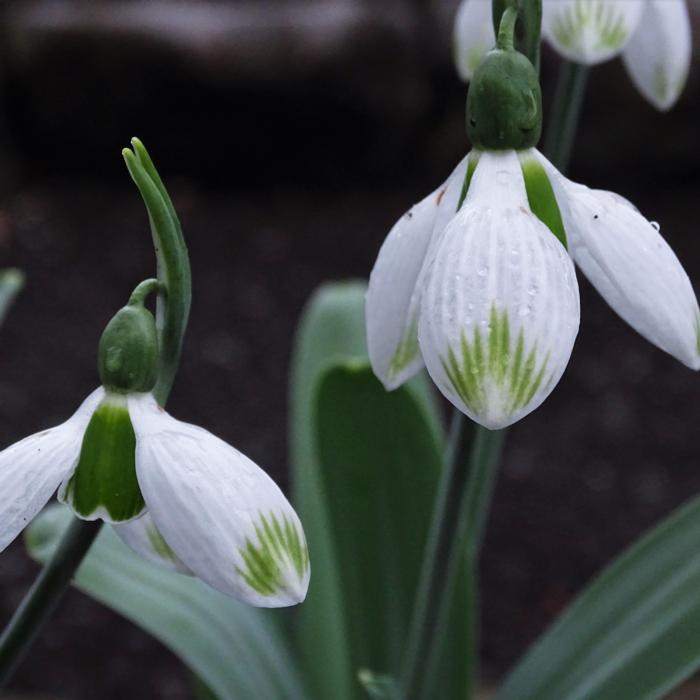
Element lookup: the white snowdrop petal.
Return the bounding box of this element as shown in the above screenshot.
[128,394,309,607]
[418,153,580,429]
[558,180,700,369]
[453,0,495,82]
[543,0,644,65]
[0,387,104,551]
[366,156,468,390]
[622,0,691,111]
[113,513,191,575]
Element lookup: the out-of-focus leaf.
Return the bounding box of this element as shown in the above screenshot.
[497,494,700,700]
[0,269,24,326]
[290,281,458,699]
[26,506,308,700]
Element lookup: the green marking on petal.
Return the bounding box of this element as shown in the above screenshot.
[388,317,420,381]
[64,394,144,522]
[236,512,309,597]
[519,153,568,249]
[552,0,629,53]
[458,150,481,210]
[146,524,177,563]
[440,305,550,419]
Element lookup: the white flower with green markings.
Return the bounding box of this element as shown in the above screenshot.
[453,0,692,110]
[368,149,580,429]
[367,148,700,428]
[0,287,309,608]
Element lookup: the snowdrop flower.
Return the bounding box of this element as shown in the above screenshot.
[0,282,309,608]
[368,15,699,428]
[454,0,692,110]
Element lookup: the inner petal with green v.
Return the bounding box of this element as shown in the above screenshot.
[61,393,145,522]
[441,305,551,423]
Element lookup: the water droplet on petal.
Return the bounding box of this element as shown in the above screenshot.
[650,221,660,231]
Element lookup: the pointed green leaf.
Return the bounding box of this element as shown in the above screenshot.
[497,494,700,700]
[25,505,308,700]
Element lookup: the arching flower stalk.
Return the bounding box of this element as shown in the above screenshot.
[368,4,699,430]
[0,281,309,608]
[454,0,692,111]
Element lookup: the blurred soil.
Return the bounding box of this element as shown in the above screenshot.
[0,1,699,698]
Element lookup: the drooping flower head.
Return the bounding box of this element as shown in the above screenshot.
[367,1,699,429]
[0,281,309,607]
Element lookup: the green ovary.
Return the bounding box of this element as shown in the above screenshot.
[441,306,550,418]
[236,512,309,597]
[552,1,628,52]
[64,395,144,522]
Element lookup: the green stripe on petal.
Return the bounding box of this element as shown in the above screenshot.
[146,524,178,564]
[519,152,568,249]
[236,512,309,598]
[62,393,144,522]
[388,317,420,382]
[440,305,550,420]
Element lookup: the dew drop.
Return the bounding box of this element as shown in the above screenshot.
[477,266,488,277]
[518,304,531,317]
[650,221,660,231]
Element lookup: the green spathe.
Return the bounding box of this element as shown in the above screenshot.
[64,394,145,522]
[98,295,159,393]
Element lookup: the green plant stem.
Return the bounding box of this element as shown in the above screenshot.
[0,518,102,687]
[400,416,504,700]
[544,60,589,172]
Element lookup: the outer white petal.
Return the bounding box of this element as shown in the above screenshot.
[0,387,104,552]
[453,0,495,82]
[418,151,580,429]
[113,513,191,575]
[128,394,309,607]
[543,0,644,65]
[554,177,700,369]
[366,155,468,390]
[622,0,691,111]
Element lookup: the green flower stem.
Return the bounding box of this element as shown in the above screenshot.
[400,417,504,700]
[492,0,542,71]
[544,60,589,172]
[0,518,102,687]
[0,140,191,688]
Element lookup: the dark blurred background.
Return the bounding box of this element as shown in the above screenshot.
[0,1,699,698]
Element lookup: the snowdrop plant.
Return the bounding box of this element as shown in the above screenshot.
[0,280,309,606]
[368,3,699,430]
[454,0,692,110]
[0,140,309,691]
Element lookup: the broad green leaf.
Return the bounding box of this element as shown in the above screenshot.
[290,281,456,699]
[290,281,368,700]
[0,269,23,327]
[26,505,308,700]
[497,494,700,700]
[315,364,469,697]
